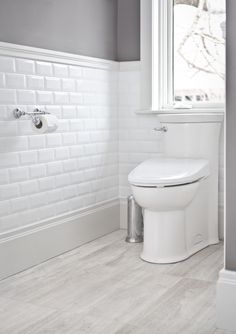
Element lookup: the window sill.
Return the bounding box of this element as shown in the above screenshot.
[135,108,225,115]
[135,108,225,123]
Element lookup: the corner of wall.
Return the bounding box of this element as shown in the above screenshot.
[217,269,236,333]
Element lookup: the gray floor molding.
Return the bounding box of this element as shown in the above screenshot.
[0,199,120,280]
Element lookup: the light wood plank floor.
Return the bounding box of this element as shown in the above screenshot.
[0,230,224,334]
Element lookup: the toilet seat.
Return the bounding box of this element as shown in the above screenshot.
[128,158,210,187]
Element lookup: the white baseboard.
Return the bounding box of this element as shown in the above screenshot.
[217,269,236,333]
[120,198,127,229]
[0,199,120,281]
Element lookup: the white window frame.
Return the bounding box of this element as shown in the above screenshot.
[140,0,225,113]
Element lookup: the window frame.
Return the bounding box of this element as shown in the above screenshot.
[140,0,225,113]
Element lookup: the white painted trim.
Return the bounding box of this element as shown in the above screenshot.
[119,61,141,72]
[0,199,120,280]
[140,0,173,111]
[135,108,225,115]
[217,269,236,333]
[136,107,225,116]
[0,41,119,70]
[153,0,173,110]
[140,0,225,113]
[140,0,152,111]
[224,103,226,265]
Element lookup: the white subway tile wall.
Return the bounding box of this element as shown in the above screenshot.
[0,56,118,233]
[118,69,164,198]
[0,56,224,237]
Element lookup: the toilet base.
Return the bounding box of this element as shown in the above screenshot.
[141,241,210,264]
[140,209,216,264]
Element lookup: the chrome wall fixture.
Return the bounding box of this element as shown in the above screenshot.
[153,126,168,132]
[13,108,50,128]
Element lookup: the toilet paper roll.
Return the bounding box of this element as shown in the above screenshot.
[31,114,59,134]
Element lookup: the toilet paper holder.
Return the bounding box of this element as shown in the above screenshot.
[13,108,50,127]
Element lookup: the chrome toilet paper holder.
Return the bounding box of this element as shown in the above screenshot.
[13,108,50,127]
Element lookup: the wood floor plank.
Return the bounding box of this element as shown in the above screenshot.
[125,278,217,334]
[0,296,55,334]
[164,243,223,281]
[0,230,224,334]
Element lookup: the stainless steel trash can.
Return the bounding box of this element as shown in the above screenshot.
[126,195,143,243]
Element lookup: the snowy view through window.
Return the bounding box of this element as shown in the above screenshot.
[174,0,225,104]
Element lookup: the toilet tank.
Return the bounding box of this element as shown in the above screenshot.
[158,113,224,164]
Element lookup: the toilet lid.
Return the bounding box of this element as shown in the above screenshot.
[128,158,210,187]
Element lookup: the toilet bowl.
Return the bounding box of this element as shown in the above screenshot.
[127,113,223,263]
[128,157,211,263]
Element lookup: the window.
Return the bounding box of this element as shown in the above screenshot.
[141,0,226,111]
[173,0,226,106]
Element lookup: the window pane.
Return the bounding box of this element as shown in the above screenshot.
[174,0,225,104]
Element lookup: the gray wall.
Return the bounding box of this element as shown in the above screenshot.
[0,0,140,61]
[0,0,118,60]
[226,0,236,271]
[117,0,140,61]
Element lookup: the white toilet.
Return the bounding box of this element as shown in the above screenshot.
[128,113,223,264]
